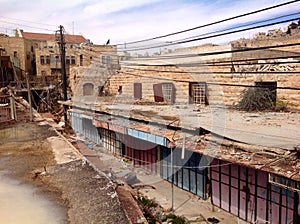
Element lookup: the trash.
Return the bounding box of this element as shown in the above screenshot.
[125,172,140,185]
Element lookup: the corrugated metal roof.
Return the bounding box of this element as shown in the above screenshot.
[69,107,300,181]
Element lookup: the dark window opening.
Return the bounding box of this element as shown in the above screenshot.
[71,56,76,65]
[118,86,122,94]
[80,55,83,66]
[66,56,70,64]
[98,85,104,96]
[46,55,50,64]
[40,55,45,64]
[255,81,277,104]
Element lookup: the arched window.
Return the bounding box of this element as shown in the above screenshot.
[83,83,94,96]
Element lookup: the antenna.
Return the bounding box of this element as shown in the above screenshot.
[72,21,74,35]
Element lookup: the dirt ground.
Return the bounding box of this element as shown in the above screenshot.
[0,119,129,224]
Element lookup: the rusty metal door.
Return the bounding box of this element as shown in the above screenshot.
[134,83,142,99]
[153,83,164,102]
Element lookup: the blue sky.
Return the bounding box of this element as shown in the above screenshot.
[0,0,299,49]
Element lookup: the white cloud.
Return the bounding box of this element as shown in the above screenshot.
[0,0,298,47]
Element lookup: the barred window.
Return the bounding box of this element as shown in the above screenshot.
[190,82,208,105]
[102,55,111,64]
[162,83,174,103]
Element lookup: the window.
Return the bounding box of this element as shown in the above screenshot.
[80,55,83,66]
[162,83,175,104]
[40,55,45,64]
[269,173,300,190]
[66,56,70,64]
[83,83,94,96]
[255,81,277,104]
[102,55,111,64]
[14,51,17,57]
[189,82,208,105]
[98,85,104,96]
[46,55,50,64]
[71,56,76,65]
[55,55,60,62]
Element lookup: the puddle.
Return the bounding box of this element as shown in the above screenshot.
[0,125,35,142]
[0,172,67,224]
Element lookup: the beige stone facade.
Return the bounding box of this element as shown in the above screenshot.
[0,30,119,91]
[35,43,118,83]
[0,35,34,77]
[109,35,300,110]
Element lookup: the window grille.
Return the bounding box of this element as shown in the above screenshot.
[191,83,207,105]
[162,83,173,103]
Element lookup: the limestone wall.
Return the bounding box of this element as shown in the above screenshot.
[109,60,300,110]
[0,36,27,73]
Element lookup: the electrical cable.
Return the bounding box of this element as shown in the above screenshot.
[120,16,300,52]
[0,16,57,28]
[115,0,300,46]
[121,55,300,67]
[0,20,56,32]
[117,12,300,51]
[121,59,300,68]
[118,71,300,90]
[122,66,300,74]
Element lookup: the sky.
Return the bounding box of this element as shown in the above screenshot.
[0,0,299,52]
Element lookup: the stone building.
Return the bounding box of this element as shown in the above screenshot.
[0,29,119,90]
[0,33,31,79]
[107,36,300,110]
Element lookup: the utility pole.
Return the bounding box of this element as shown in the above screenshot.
[171,147,174,212]
[25,72,33,121]
[56,25,68,124]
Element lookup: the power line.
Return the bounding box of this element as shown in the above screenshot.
[122,56,300,67]
[0,20,56,32]
[122,66,300,75]
[118,71,300,91]
[0,16,57,28]
[118,12,300,51]
[121,55,300,67]
[163,12,300,44]
[120,16,300,52]
[116,0,300,46]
